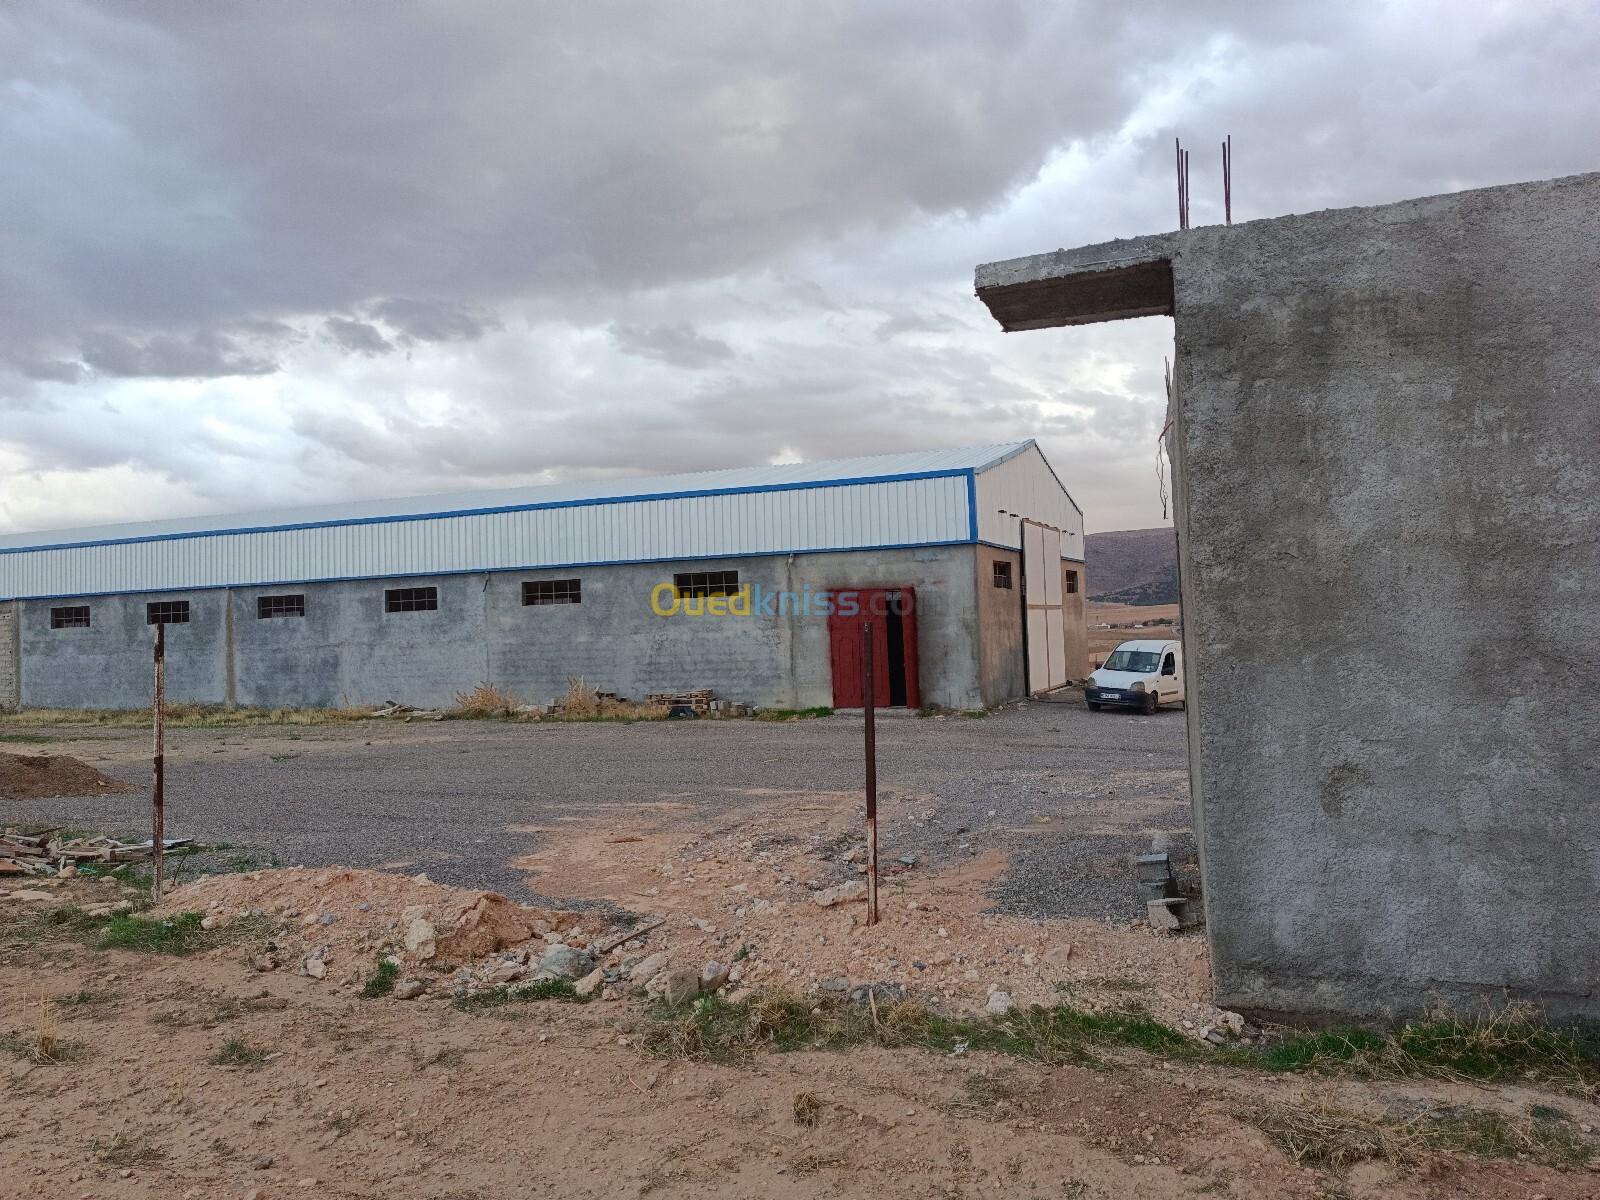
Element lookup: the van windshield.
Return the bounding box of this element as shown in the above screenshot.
[1101,649,1161,673]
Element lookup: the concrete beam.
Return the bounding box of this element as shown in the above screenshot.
[974,234,1175,331]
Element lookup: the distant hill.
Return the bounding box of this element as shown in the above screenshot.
[1086,527,1179,605]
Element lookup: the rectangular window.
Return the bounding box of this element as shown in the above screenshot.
[146,600,190,625]
[50,605,91,629]
[1064,569,1079,595]
[522,579,581,606]
[673,570,739,599]
[256,594,306,619]
[385,586,438,613]
[992,561,1013,590]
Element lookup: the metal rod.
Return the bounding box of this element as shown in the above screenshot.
[1176,140,1190,231]
[861,620,879,927]
[151,621,166,905]
[1223,134,1232,225]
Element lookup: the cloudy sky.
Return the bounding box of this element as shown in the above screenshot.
[2,1,1595,536]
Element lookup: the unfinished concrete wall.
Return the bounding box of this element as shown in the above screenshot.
[978,171,1600,1020]
[973,547,1022,705]
[1060,563,1088,679]
[15,547,986,712]
[0,601,18,710]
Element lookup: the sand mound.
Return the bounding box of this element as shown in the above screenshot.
[0,752,131,801]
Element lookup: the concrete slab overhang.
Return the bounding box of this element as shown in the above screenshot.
[975,234,1176,331]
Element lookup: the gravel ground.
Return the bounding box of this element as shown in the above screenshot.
[2,699,1190,920]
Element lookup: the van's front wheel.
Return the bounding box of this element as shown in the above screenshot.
[1140,691,1159,715]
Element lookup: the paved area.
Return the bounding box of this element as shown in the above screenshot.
[2,700,1190,920]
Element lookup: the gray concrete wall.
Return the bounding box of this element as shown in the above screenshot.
[16,547,987,712]
[20,590,230,709]
[976,170,1600,1020]
[1166,174,1600,1019]
[0,601,18,709]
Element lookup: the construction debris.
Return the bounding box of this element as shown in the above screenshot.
[1,827,193,875]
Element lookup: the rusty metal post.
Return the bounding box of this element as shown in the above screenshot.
[151,621,165,904]
[861,621,879,927]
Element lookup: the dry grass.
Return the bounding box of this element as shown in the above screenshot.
[451,682,522,718]
[554,677,669,722]
[1248,1094,1597,1171]
[3,703,371,728]
[0,995,85,1064]
[792,1091,822,1127]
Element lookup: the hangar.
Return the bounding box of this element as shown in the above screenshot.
[0,441,1087,712]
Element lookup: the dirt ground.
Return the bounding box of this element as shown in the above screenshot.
[3,787,1596,1199]
[0,751,129,802]
[1087,601,1182,663]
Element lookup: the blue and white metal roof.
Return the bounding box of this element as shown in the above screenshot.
[0,441,1083,600]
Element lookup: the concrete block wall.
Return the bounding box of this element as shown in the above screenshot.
[0,601,18,709]
[14,546,987,712]
[1167,174,1600,1020]
[976,170,1600,1021]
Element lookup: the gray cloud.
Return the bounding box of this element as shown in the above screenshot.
[367,298,500,345]
[609,322,735,369]
[323,317,393,357]
[1,1,1597,535]
[80,330,277,379]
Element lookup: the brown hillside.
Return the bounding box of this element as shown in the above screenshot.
[1085,526,1178,604]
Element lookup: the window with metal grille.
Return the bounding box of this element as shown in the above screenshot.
[992,561,1013,590]
[672,570,739,598]
[257,594,306,619]
[385,586,437,613]
[1064,569,1079,595]
[50,605,91,629]
[522,579,581,606]
[146,601,190,625]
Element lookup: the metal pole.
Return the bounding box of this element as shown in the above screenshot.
[861,620,879,927]
[151,621,165,904]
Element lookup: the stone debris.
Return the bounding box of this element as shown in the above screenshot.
[392,978,428,1000]
[984,989,1016,1016]
[811,880,868,908]
[573,967,605,997]
[537,944,596,981]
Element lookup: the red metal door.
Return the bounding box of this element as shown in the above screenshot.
[827,588,919,708]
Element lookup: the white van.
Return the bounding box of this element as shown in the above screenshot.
[1085,639,1184,714]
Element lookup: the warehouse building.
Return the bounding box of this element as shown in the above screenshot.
[0,442,1087,713]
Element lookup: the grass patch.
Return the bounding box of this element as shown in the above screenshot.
[792,1091,822,1127]
[1256,1005,1600,1095]
[0,1027,85,1064]
[639,991,1600,1105]
[1250,1096,1596,1171]
[208,1036,269,1069]
[3,703,371,728]
[0,732,52,744]
[753,707,833,721]
[641,990,1186,1066]
[362,957,400,999]
[96,911,210,954]
[916,705,990,719]
[93,1132,165,1167]
[91,910,267,956]
[450,978,591,1013]
[53,987,115,1015]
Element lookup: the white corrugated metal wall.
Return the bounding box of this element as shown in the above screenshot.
[0,474,974,600]
[972,443,1086,560]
